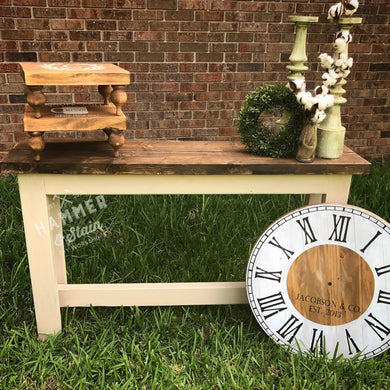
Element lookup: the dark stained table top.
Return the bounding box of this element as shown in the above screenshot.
[1,139,371,176]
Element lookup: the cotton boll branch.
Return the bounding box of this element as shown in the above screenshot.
[291,1,358,126]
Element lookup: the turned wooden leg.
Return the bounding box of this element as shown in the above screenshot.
[25,85,46,119]
[110,85,127,116]
[98,85,113,105]
[105,128,124,157]
[28,131,45,161]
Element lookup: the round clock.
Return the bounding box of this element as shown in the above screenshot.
[246,204,390,360]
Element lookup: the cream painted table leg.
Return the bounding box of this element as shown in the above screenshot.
[306,175,352,205]
[18,175,64,339]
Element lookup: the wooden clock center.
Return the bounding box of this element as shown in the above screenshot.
[287,244,375,326]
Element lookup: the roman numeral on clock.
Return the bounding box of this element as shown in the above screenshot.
[329,214,351,243]
[297,217,317,245]
[360,230,382,253]
[257,292,287,320]
[345,329,360,355]
[377,290,390,305]
[375,264,390,277]
[255,267,282,282]
[268,236,294,259]
[276,314,303,343]
[365,313,390,341]
[310,328,324,354]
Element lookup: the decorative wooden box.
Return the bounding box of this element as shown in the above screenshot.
[20,62,130,161]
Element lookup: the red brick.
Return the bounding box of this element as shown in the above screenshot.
[48,0,80,5]
[195,73,222,82]
[103,31,132,41]
[136,52,164,62]
[211,43,237,52]
[225,12,253,22]
[180,63,207,72]
[86,20,117,30]
[166,10,194,21]
[14,0,46,4]
[196,32,224,42]
[166,73,193,82]
[2,30,34,40]
[83,0,113,7]
[20,41,52,51]
[166,92,193,101]
[116,0,145,8]
[53,41,85,51]
[194,91,221,101]
[239,22,267,32]
[104,52,135,62]
[0,17,14,29]
[70,31,101,41]
[99,9,130,19]
[180,21,208,31]
[119,20,148,30]
[33,7,66,18]
[0,41,18,50]
[36,31,68,41]
[16,19,50,29]
[179,0,207,10]
[39,52,71,61]
[195,11,223,21]
[149,21,179,31]
[67,8,99,18]
[0,7,31,17]
[181,83,207,92]
[150,42,179,52]
[180,42,208,52]
[148,0,176,9]
[239,2,266,11]
[0,63,20,73]
[166,53,194,62]
[196,52,224,62]
[119,41,148,51]
[51,19,83,30]
[133,10,163,19]
[210,1,238,11]
[210,22,238,32]
[166,32,195,41]
[135,31,164,41]
[226,32,253,42]
[180,101,206,110]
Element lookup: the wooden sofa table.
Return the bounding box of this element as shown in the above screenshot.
[1,140,370,339]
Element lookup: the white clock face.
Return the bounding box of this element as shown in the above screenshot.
[246,204,390,360]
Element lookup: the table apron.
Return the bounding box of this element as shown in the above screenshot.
[20,173,351,202]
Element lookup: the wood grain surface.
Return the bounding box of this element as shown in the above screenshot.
[287,244,375,326]
[20,62,130,86]
[23,104,127,132]
[1,140,371,176]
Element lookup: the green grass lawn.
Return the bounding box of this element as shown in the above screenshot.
[1,160,390,389]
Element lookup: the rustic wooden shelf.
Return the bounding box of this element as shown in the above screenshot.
[19,62,130,161]
[23,104,127,132]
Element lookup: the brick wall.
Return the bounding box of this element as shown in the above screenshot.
[0,0,389,159]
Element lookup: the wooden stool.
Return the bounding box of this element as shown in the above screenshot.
[20,62,130,161]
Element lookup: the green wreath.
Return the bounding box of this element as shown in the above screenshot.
[237,84,305,158]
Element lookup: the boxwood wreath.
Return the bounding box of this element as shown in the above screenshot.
[237,84,305,158]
